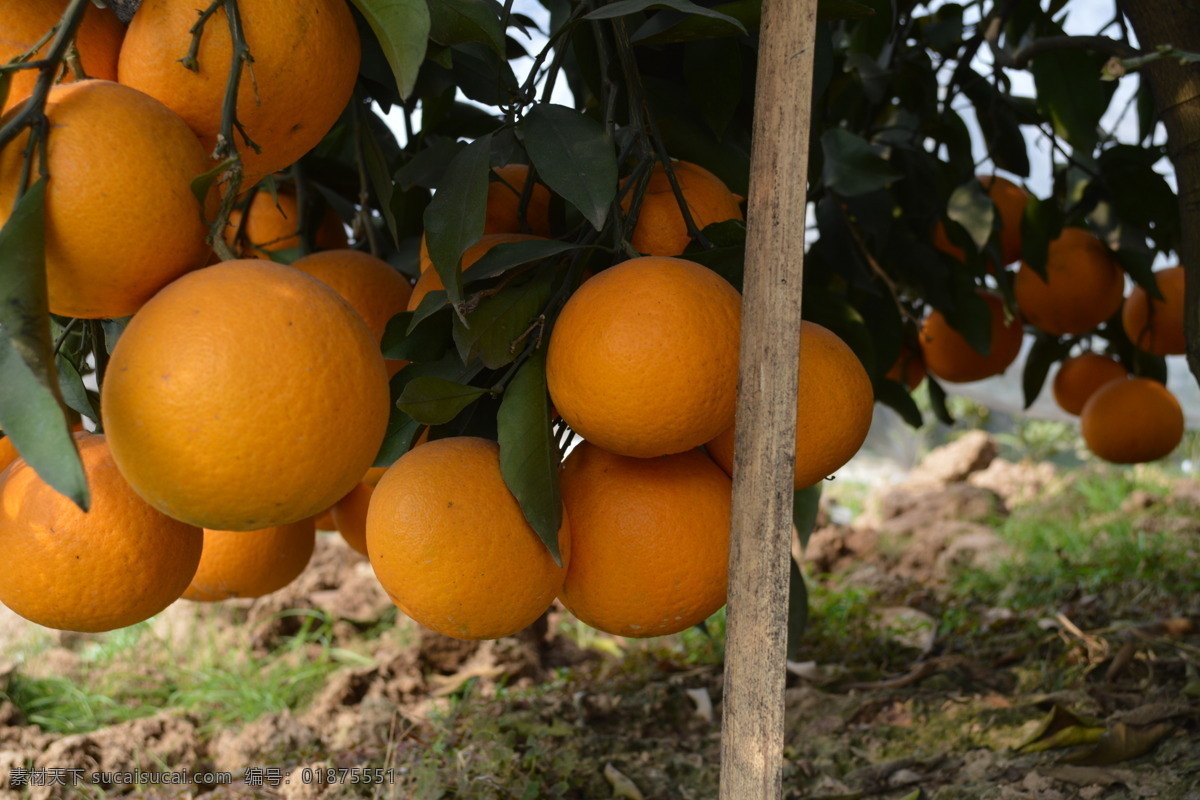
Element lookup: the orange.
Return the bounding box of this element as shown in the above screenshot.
[485,164,552,237]
[101,260,390,531]
[183,519,315,601]
[0,434,202,632]
[0,434,16,474]
[932,175,1030,267]
[0,80,212,319]
[920,291,1024,383]
[706,321,873,489]
[313,507,336,531]
[290,250,412,343]
[1014,227,1124,336]
[1052,352,1128,416]
[1122,265,1186,356]
[410,233,544,310]
[558,442,730,638]
[226,187,348,258]
[886,345,926,391]
[332,481,371,556]
[621,160,743,256]
[0,0,124,113]
[366,437,570,640]
[1081,377,1184,464]
[118,0,360,182]
[548,257,742,458]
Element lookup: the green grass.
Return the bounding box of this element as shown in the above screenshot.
[1,609,347,734]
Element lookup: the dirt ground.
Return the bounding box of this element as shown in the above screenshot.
[1,432,1198,799]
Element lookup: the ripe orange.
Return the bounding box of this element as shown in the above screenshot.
[486,164,553,237]
[366,437,570,640]
[559,442,730,638]
[706,321,873,489]
[118,0,360,181]
[0,0,124,113]
[183,519,315,601]
[313,507,336,531]
[933,175,1030,267]
[547,256,742,458]
[886,346,926,391]
[621,160,743,256]
[409,233,544,310]
[332,482,371,556]
[920,291,1024,383]
[1122,265,1186,356]
[101,260,390,531]
[0,80,212,319]
[0,434,16,474]
[290,250,412,342]
[1014,227,1124,336]
[1052,352,1128,416]
[0,434,202,632]
[226,187,348,258]
[1081,377,1184,464]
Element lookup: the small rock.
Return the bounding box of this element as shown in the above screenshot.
[908,431,997,485]
[969,457,1058,507]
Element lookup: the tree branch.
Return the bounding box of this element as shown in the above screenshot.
[1003,35,1141,70]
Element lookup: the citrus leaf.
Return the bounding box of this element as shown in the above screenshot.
[56,353,100,425]
[0,179,87,508]
[1031,47,1114,154]
[875,379,923,428]
[359,108,400,248]
[685,37,742,138]
[585,0,746,34]
[631,0,758,44]
[101,316,131,354]
[424,133,492,308]
[427,0,505,57]
[462,239,581,283]
[1020,196,1064,279]
[1061,721,1176,766]
[821,129,901,196]
[926,376,954,425]
[519,104,617,230]
[373,354,481,466]
[190,158,235,209]
[453,269,555,369]
[793,484,822,550]
[497,351,564,565]
[397,376,488,424]
[960,70,1031,178]
[1022,333,1069,410]
[786,557,809,660]
[349,0,431,98]
[947,178,994,251]
[817,0,875,20]
[381,308,453,362]
[395,138,467,190]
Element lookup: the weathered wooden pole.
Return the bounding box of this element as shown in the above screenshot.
[719,0,819,797]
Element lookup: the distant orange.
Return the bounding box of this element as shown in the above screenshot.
[1014,227,1124,336]
[1122,266,1186,356]
[1081,377,1184,464]
[184,519,315,601]
[920,291,1023,383]
[1052,352,1127,416]
[621,160,743,256]
[332,481,372,556]
[226,187,348,258]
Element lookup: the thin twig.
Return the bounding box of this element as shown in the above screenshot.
[352,98,381,257]
[180,0,223,72]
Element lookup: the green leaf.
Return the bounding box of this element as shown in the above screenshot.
[1031,48,1114,154]
[0,179,87,508]
[519,104,617,230]
[395,138,466,190]
[946,179,994,251]
[631,0,759,44]
[423,133,492,307]
[396,376,488,424]
[792,485,822,550]
[1022,333,1067,410]
[943,285,993,358]
[427,0,505,57]
[101,316,131,354]
[875,379,923,428]
[462,239,581,283]
[349,0,431,98]
[960,71,1032,177]
[56,353,100,425]
[1020,196,1064,279]
[1060,721,1176,766]
[497,351,564,565]
[359,109,400,248]
[685,38,742,138]
[818,0,875,20]
[190,158,235,210]
[785,558,809,660]
[585,0,746,34]
[821,129,901,196]
[381,309,453,362]
[373,354,481,466]
[453,269,555,369]
[926,377,954,425]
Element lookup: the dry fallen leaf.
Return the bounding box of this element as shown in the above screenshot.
[1061,721,1176,766]
[604,762,645,800]
[685,687,713,723]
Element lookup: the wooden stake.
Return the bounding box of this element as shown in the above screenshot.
[719,0,819,797]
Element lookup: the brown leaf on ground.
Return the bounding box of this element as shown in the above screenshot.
[1060,721,1176,766]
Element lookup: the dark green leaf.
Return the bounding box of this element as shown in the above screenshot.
[374,354,482,466]
[397,377,488,425]
[450,41,519,106]
[56,353,99,425]
[792,485,822,550]
[1031,48,1114,153]
[786,558,809,660]
[0,180,87,507]
[101,316,131,354]
[381,309,453,362]
[821,129,901,196]
[373,410,423,467]
[360,109,400,248]
[190,158,234,210]
[462,239,582,283]
[1022,334,1068,410]
[946,179,994,251]
[453,269,555,369]
[585,0,745,34]
[683,220,746,291]
[395,138,466,190]
[960,71,1032,177]
[875,379,924,428]
[818,0,875,20]
[427,0,505,57]
[685,38,742,138]
[424,133,492,307]
[1113,248,1158,295]
[631,0,758,44]
[519,104,617,230]
[926,376,954,425]
[349,0,431,98]
[943,285,993,357]
[497,351,564,565]
[1020,196,1064,279]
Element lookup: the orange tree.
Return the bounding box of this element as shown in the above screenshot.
[0,0,1198,644]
